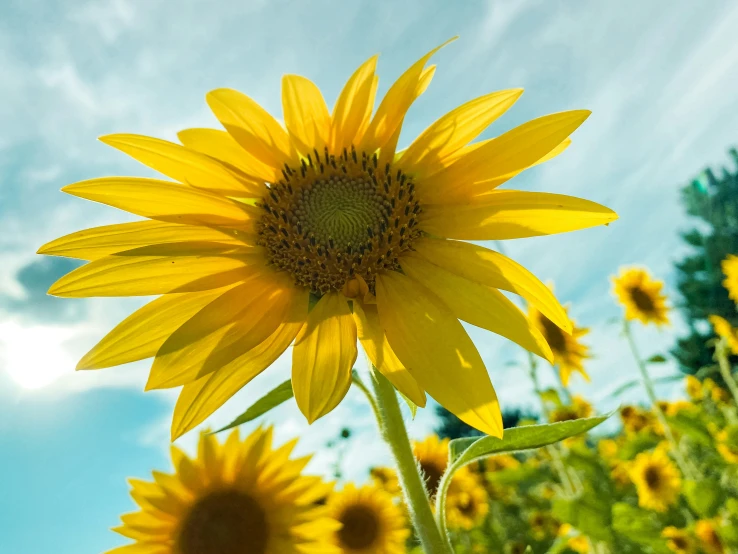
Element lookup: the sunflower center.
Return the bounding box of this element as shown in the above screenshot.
[337,504,381,550]
[419,461,445,498]
[457,494,475,516]
[177,490,268,554]
[257,147,422,295]
[539,314,567,353]
[629,286,656,314]
[671,536,689,549]
[644,466,661,490]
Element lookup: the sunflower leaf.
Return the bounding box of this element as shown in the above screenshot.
[448,413,612,465]
[646,354,667,363]
[214,379,293,433]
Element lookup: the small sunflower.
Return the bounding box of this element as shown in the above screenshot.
[716,424,738,464]
[630,449,682,512]
[709,314,738,355]
[41,40,617,439]
[413,435,449,498]
[107,427,337,554]
[695,520,724,554]
[722,254,738,304]
[369,466,401,497]
[528,511,559,540]
[529,302,591,386]
[704,378,731,404]
[685,375,702,400]
[662,526,696,554]
[612,267,670,326]
[445,470,489,531]
[619,405,659,434]
[327,484,408,554]
[549,395,593,423]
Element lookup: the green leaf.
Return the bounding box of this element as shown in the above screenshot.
[684,479,724,517]
[611,503,672,554]
[553,493,613,542]
[539,387,562,407]
[646,354,667,363]
[667,411,712,445]
[214,379,293,433]
[398,391,417,418]
[449,413,612,466]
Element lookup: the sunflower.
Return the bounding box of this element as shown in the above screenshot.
[704,378,731,404]
[327,484,408,554]
[529,301,590,386]
[528,511,559,541]
[412,435,450,498]
[612,267,670,326]
[40,41,617,439]
[107,427,337,554]
[722,254,738,304]
[716,424,738,464]
[630,449,682,512]
[445,470,489,531]
[549,395,593,423]
[695,520,724,554]
[709,314,738,355]
[619,405,660,435]
[369,466,401,497]
[685,375,702,400]
[662,526,696,554]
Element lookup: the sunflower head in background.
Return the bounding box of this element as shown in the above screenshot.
[445,469,489,531]
[612,267,670,326]
[412,435,450,499]
[685,375,703,400]
[662,526,696,554]
[549,395,593,423]
[40,39,617,440]
[327,484,408,554]
[722,254,738,305]
[695,519,725,554]
[630,448,682,513]
[107,427,337,554]
[716,424,738,464]
[709,314,738,355]
[368,466,401,497]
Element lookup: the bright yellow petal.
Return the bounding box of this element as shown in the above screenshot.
[360,38,455,152]
[148,269,296,389]
[62,177,258,228]
[412,237,571,333]
[282,75,331,154]
[99,134,258,195]
[330,55,378,152]
[177,127,279,183]
[399,89,523,176]
[352,302,426,406]
[376,271,502,437]
[37,220,247,261]
[292,292,357,423]
[400,254,553,363]
[419,110,590,203]
[171,308,305,440]
[206,88,295,170]
[48,248,262,297]
[422,190,618,240]
[105,544,168,554]
[78,286,237,370]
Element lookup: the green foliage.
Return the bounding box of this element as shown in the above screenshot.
[611,503,671,553]
[214,379,293,433]
[683,478,724,517]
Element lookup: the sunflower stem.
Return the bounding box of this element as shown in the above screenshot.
[715,338,738,405]
[369,367,453,554]
[622,319,700,480]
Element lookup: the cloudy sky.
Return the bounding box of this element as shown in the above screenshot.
[2,0,738,552]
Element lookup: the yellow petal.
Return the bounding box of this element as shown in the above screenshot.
[400,254,553,363]
[399,89,523,177]
[352,302,426,406]
[37,220,247,261]
[330,55,378,152]
[282,75,331,155]
[99,134,257,195]
[62,177,258,228]
[292,292,357,423]
[420,110,590,203]
[48,249,262,297]
[148,269,297,389]
[207,88,294,169]
[376,270,502,437]
[78,286,237,370]
[177,127,279,183]
[104,544,168,554]
[422,190,618,240]
[171,309,306,440]
[360,38,455,152]
[412,237,572,333]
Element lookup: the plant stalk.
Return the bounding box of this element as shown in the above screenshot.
[715,338,738,405]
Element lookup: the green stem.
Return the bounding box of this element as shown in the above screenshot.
[370,368,453,554]
[716,338,738,405]
[623,319,699,480]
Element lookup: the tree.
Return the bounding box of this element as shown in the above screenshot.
[435,405,539,440]
[672,148,738,375]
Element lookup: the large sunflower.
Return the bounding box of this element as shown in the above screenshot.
[612,267,670,326]
[108,427,337,554]
[629,449,682,512]
[40,40,617,439]
[722,254,738,304]
[327,484,408,554]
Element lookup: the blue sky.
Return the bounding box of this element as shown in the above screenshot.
[2,0,738,552]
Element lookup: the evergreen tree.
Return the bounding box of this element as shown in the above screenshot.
[672,148,738,375]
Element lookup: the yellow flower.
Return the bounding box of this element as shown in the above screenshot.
[685,375,702,399]
[369,466,401,496]
[528,510,559,540]
[549,395,593,423]
[619,405,659,434]
[529,302,591,386]
[484,454,520,472]
[327,484,408,554]
[40,41,617,439]
[716,425,738,464]
[567,535,590,553]
[445,470,489,530]
[709,314,738,355]
[612,267,670,326]
[662,526,695,553]
[598,438,619,460]
[704,378,731,404]
[413,435,450,498]
[661,400,693,417]
[722,254,738,304]
[107,427,337,554]
[630,449,682,512]
[695,520,724,554]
